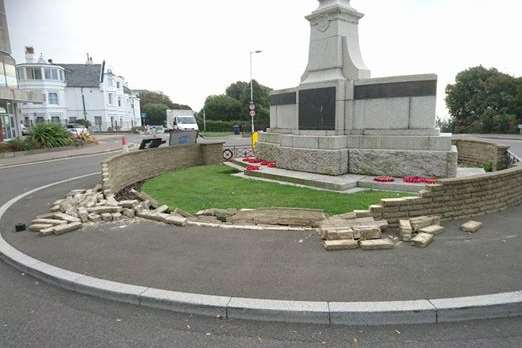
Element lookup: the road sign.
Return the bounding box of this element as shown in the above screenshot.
[249,103,256,111]
[518,124,522,129]
[249,110,256,117]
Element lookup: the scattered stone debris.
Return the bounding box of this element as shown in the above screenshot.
[320,213,445,252]
[461,221,483,233]
[30,185,188,237]
[411,232,434,248]
[229,208,327,227]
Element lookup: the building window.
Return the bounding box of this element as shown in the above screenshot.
[118,97,121,107]
[44,68,59,80]
[44,68,51,79]
[51,116,61,124]
[35,117,45,124]
[59,70,64,81]
[108,93,113,105]
[26,67,42,80]
[117,82,120,89]
[48,93,59,105]
[16,67,24,81]
[69,117,77,124]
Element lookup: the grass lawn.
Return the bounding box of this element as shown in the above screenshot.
[142,165,412,215]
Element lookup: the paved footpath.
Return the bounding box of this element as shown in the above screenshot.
[0,148,521,346]
[3,181,522,302]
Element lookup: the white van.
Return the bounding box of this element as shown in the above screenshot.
[166,110,199,131]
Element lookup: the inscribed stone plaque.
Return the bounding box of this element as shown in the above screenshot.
[299,87,336,130]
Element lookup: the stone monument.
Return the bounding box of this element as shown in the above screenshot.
[256,0,457,178]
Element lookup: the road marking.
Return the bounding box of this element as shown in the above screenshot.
[0,150,120,170]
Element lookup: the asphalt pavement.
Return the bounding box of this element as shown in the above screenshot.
[0,142,521,347]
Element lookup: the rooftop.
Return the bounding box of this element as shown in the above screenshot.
[56,64,103,88]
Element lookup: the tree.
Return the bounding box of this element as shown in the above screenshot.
[137,90,191,113]
[142,103,168,126]
[201,80,273,131]
[446,66,522,133]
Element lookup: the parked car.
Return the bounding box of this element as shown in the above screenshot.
[66,124,89,136]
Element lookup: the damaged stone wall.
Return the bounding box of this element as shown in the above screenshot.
[452,138,509,171]
[102,143,224,196]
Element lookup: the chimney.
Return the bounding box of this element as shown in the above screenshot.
[25,46,34,63]
[86,53,93,64]
[48,59,53,64]
[38,52,46,63]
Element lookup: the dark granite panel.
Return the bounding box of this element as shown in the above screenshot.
[299,87,336,130]
[354,80,437,100]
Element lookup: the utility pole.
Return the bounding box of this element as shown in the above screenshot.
[249,50,262,134]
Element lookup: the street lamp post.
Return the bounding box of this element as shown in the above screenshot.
[249,50,262,134]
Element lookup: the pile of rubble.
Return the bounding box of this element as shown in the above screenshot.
[321,210,450,251]
[399,216,443,248]
[29,186,187,237]
[320,210,395,251]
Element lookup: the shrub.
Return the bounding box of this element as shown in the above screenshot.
[31,123,73,148]
[197,120,269,132]
[483,161,494,172]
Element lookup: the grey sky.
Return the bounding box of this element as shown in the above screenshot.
[6,0,522,117]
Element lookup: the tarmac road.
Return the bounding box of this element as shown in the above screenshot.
[0,149,521,347]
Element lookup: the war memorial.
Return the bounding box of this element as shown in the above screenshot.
[257,0,458,178]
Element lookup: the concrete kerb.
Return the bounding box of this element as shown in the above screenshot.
[0,174,521,326]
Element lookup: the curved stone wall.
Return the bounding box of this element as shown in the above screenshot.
[370,138,520,227]
[452,138,509,171]
[101,143,223,196]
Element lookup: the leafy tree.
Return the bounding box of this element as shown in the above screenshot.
[142,103,169,126]
[203,95,243,122]
[137,90,191,114]
[201,80,272,131]
[446,66,522,133]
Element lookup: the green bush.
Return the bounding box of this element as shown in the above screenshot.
[197,120,269,132]
[0,137,41,153]
[31,123,74,148]
[483,161,494,172]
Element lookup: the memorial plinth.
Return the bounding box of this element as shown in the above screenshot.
[256,0,458,178]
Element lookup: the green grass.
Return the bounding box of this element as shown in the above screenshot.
[142,165,412,215]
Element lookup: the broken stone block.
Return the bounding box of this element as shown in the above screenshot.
[153,205,170,214]
[323,228,354,241]
[359,239,395,250]
[101,213,113,222]
[333,212,357,220]
[40,227,56,236]
[50,205,61,212]
[411,232,434,248]
[136,210,164,222]
[164,215,188,226]
[323,239,359,251]
[30,224,54,232]
[354,226,382,241]
[410,216,441,232]
[53,222,83,236]
[118,200,139,209]
[87,206,122,214]
[78,208,89,223]
[354,210,371,218]
[399,219,413,241]
[106,195,119,206]
[461,221,483,233]
[53,213,81,223]
[112,212,122,221]
[230,208,326,227]
[88,214,101,222]
[419,225,444,236]
[122,209,136,218]
[32,219,67,226]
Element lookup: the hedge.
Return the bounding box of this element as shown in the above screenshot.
[197,120,269,132]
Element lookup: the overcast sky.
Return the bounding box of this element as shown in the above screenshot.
[6,0,522,117]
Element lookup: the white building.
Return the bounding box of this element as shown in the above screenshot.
[16,48,141,132]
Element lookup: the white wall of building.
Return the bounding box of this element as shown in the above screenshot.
[17,63,141,131]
